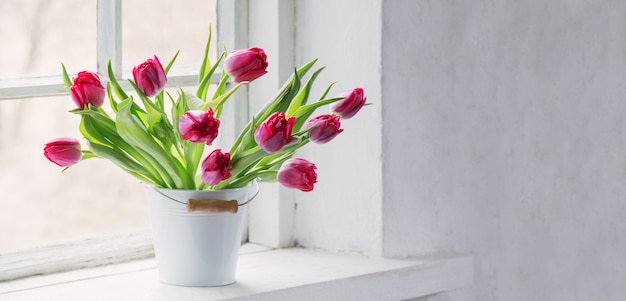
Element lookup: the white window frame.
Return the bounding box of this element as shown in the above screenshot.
[245,0,297,249]
[0,3,475,299]
[0,0,225,100]
[0,0,255,280]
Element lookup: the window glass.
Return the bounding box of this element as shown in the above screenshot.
[0,0,219,254]
[0,0,96,79]
[0,96,149,254]
[122,0,218,72]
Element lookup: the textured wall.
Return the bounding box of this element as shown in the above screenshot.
[382,1,626,300]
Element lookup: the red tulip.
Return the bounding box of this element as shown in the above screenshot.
[277,158,317,192]
[224,47,268,83]
[201,149,232,186]
[179,109,220,145]
[44,137,82,167]
[254,112,295,154]
[70,71,105,109]
[331,88,366,119]
[132,55,167,97]
[305,114,343,144]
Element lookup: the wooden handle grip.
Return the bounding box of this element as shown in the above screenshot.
[187,199,238,213]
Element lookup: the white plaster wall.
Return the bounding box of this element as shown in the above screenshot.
[245,0,626,299]
[382,1,626,300]
[247,0,299,248]
[287,0,626,300]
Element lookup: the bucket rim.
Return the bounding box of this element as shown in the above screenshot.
[146,180,260,207]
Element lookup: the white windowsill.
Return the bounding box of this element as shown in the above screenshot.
[0,246,473,301]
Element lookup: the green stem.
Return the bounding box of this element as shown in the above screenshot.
[223,170,277,189]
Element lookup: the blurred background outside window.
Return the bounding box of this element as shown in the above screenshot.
[0,0,217,254]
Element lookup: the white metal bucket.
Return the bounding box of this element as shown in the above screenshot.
[146,185,254,286]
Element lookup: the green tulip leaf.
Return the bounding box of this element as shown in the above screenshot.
[319,82,337,100]
[287,66,326,130]
[116,98,191,188]
[198,24,213,82]
[254,59,317,127]
[107,60,129,100]
[87,141,151,178]
[183,91,205,111]
[197,51,226,101]
[203,81,246,112]
[228,60,317,156]
[106,83,119,113]
[292,96,344,131]
[61,63,72,91]
[164,50,180,75]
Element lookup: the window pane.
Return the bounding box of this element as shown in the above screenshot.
[122,0,218,72]
[0,96,150,254]
[0,0,220,255]
[0,0,96,79]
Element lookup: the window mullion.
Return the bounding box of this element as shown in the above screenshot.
[245,0,296,248]
[97,0,122,77]
[216,0,250,147]
[217,0,249,50]
[0,76,67,100]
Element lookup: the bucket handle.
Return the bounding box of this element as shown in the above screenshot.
[152,180,260,213]
[238,180,260,207]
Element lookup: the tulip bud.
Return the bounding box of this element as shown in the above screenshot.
[132,55,167,97]
[44,137,82,167]
[224,47,268,83]
[201,149,232,186]
[179,109,220,145]
[70,71,105,109]
[305,114,344,144]
[331,88,366,119]
[254,112,295,154]
[277,158,317,192]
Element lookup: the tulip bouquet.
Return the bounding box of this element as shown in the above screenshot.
[44,33,366,193]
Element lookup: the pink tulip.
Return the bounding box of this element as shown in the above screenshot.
[254,112,295,154]
[224,47,268,83]
[179,109,220,145]
[201,149,232,186]
[305,114,343,144]
[70,71,105,109]
[44,137,82,167]
[132,55,167,97]
[277,158,317,192]
[331,88,366,119]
